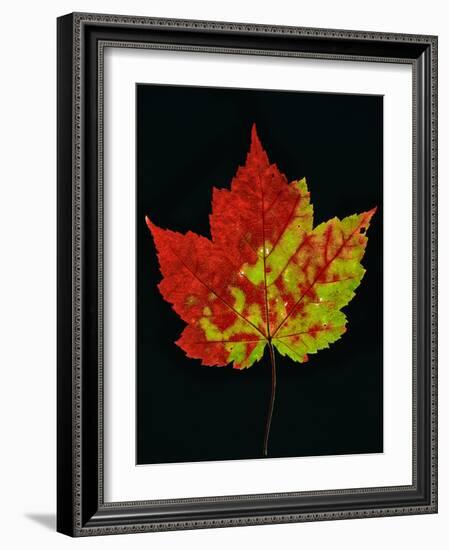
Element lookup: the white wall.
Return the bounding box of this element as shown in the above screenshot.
[0,0,446,547]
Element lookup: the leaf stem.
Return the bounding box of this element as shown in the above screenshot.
[263,341,277,457]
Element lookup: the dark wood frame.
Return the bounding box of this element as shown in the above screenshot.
[57,12,438,537]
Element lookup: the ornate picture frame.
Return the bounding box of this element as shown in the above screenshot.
[57,12,437,536]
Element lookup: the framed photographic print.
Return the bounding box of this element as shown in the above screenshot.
[57,12,438,536]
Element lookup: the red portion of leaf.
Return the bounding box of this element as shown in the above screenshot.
[210,124,312,268]
[146,219,267,367]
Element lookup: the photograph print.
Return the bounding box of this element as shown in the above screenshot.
[136,83,383,465]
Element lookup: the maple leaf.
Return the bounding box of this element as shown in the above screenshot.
[145,124,376,455]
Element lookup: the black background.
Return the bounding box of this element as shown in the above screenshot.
[136,84,383,465]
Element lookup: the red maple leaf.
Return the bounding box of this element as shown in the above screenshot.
[146,124,376,455]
